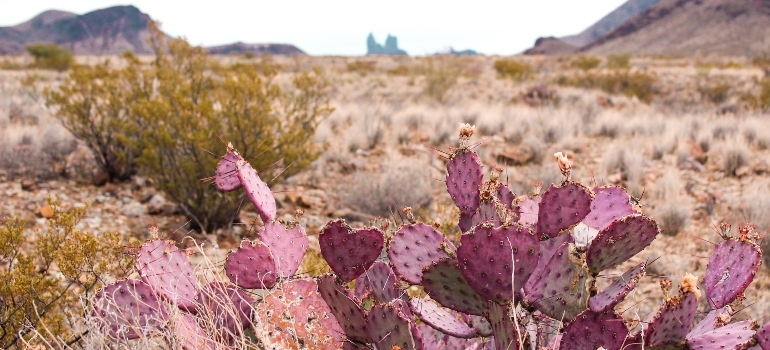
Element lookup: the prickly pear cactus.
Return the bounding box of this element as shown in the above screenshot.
[409,297,477,338]
[421,258,488,316]
[588,262,646,313]
[559,309,629,350]
[388,222,455,284]
[224,240,277,289]
[92,279,168,340]
[704,224,762,309]
[136,239,198,311]
[214,144,244,192]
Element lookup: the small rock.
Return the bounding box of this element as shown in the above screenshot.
[496,148,533,165]
[21,179,37,191]
[147,194,166,215]
[92,171,110,186]
[140,191,155,204]
[120,202,145,218]
[607,173,623,184]
[102,183,118,195]
[735,165,751,178]
[39,205,54,218]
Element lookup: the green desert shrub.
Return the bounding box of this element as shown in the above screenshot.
[607,54,631,69]
[570,55,601,71]
[423,60,461,103]
[25,43,74,71]
[556,69,656,103]
[493,59,532,81]
[43,22,333,232]
[0,201,133,348]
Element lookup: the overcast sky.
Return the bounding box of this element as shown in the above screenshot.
[0,1,627,56]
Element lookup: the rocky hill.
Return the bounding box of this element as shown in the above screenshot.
[0,6,154,55]
[582,0,770,56]
[0,6,307,56]
[561,0,660,47]
[206,42,305,55]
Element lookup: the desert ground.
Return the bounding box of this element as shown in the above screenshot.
[2,53,770,345]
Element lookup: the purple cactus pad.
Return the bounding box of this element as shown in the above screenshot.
[586,214,660,273]
[410,298,477,338]
[196,281,255,341]
[497,183,516,211]
[757,321,770,350]
[170,313,216,350]
[583,186,639,230]
[536,181,593,239]
[687,306,733,340]
[136,239,197,311]
[686,321,757,350]
[354,261,403,302]
[487,301,523,350]
[367,302,419,350]
[414,323,442,349]
[92,279,168,340]
[236,161,276,222]
[320,219,384,282]
[589,262,646,313]
[254,279,345,349]
[644,291,699,347]
[215,150,244,192]
[469,200,503,229]
[560,309,630,350]
[421,258,488,316]
[457,224,540,303]
[525,232,575,296]
[704,239,762,309]
[446,149,483,215]
[388,222,454,284]
[518,196,540,227]
[317,274,373,343]
[258,221,308,279]
[523,242,591,320]
[459,212,474,232]
[224,240,277,289]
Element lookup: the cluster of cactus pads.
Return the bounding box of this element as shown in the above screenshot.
[92,127,770,349]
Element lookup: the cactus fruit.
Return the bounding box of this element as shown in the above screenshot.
[367,302,420,350]
[687,305,733,340]
[559,309,629,350]
[704,235,762,309]
[236,160,277,222]
[409,297,478,338]
[317,274,372,344]
[257,221,308,279]
[254,279,345,349]
[421,258,488,316]
[585,214,660,273]
[589,262,646,313]
[224,240,277,289]
[457,224,540,303]
[686,321,757,349]
[92,279,168,340]
[354,261,402,302]
[320,219,384,282]
[196,282,254,343]
[644,275,700,347]
[215,145,244,192]
[487,301,523,350]
[446,149,483,215]
[136,239,198,311]
[523,242,592,320]
[583,186,638,230]
[388,222,455,284]
[536,181,593,239]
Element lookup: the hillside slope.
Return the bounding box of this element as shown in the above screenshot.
[562,0,660,47]
[582,0,770,56]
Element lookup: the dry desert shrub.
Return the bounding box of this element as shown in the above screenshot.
[493,58,532,81]
[717,137,750,176]
[602,145,646,197]
[339,160,434,217]
[652,169,690,236]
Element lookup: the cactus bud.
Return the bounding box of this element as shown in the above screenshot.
[554,151,572,179]
[719,222,732,240]
[458,123,475,148]
[402,207,416,224]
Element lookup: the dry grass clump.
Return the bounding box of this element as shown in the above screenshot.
[339,160,434,217]
[717,137,750,177]
[652,169,690,236]
[602,145,646,197]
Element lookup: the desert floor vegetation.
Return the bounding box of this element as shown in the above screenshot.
[2,52,770,347]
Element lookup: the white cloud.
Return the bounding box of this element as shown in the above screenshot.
[0,0,627,55]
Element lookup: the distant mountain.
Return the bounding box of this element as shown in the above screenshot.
[523,37,578,55]
[206,42,305,55]
[582,0,770,56]
[0,6,307,56]
[367,33,407,55]
[561,0,660,47]
[0,6,154,55]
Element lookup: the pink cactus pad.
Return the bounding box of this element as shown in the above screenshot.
[92,279,168,340]
[317,274,372,343]
[224,240,278,289]
[446,149,483,215]
[410,297,477,338]
[704,239,762,309]
[215,150,244,192]
[536,181,593,239]
[236,161,276,222]
[258,221,308,279]
[320,219,384,282]
[388,222,454,284]
[136,239,197,311]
